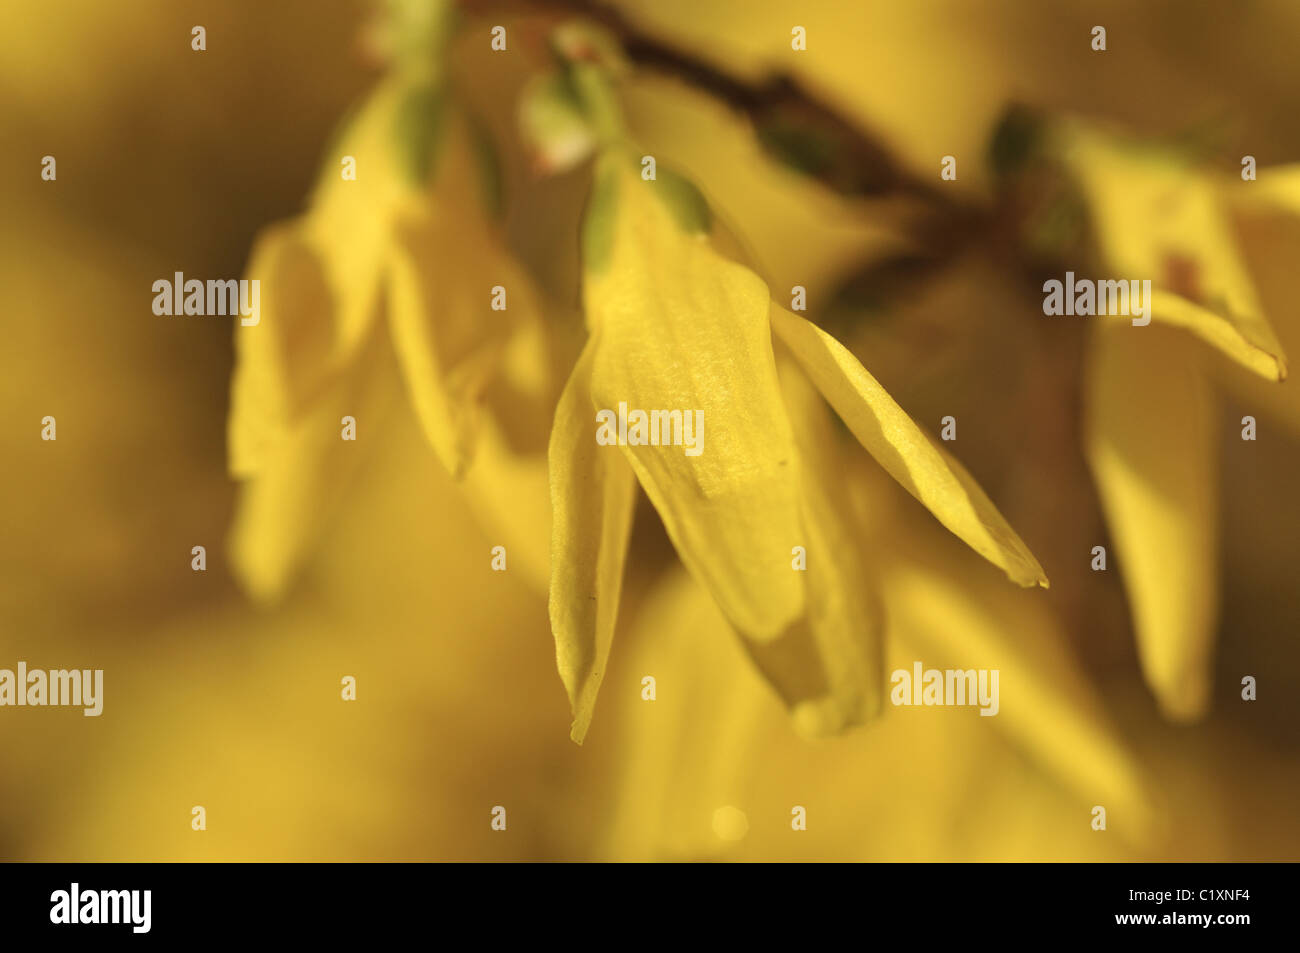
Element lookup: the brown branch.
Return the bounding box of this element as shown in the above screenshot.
[456,0,978,214]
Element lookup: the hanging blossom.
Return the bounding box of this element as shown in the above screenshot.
[228,2,554,599]
[547,131,1047,741]
[1035,119,1290,720]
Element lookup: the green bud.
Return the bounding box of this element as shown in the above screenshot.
[519,72,598,174]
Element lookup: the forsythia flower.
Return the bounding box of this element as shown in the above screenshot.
[549,149,1047,743]
[1046,121,1290,720]
[228,76,553,600]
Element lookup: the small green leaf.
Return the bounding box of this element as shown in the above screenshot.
[566,62,624,142]
[653,165,711,235]
[581,154,621,274]
[392,81,447,187]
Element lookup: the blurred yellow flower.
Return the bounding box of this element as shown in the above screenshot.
[1042,121,1291,720]
[228,73,554,601]
[6,0,1300,869]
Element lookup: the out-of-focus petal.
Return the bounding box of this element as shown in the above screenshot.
[583,151,806,642]
[1234,163,1300,219]
[228,328,397,604]
[385,107,547,478]
[462,414,553,593]
[228,225,338,478]
[1213,196,1300,437]
[1085,325,1219,721]
[387,205,502,479]
[1058,122,1287,381]
[1152,294,1285,382]
[881,552,1160,846]
[769,304,1048,588]
[302,78,419,363]
[548,337,638,744]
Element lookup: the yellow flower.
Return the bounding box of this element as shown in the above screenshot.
[549,150,1047,743]
[228,77,553,601]
[1045,121,1290,720]
[1056,120,1287,380]
[1218,166,1300,436]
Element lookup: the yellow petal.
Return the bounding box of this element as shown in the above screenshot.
[386,202,505,478]
[300,78,417,364]
[583,151,806,641]
[1212,194,1300,439]
[228,329,396,604]
[1233,162,1300,219]
[1152,291,1285,381]
[231,77,438,480]
[548,336,638,744]
[769,304,1048,588]
[461,412,553,594]
[880,553,1159,846]
[1085,325,1218,721]
[384,105,546,478]
[744,348,882,737]
[228,224,338,478]
[1058,123,1287,381]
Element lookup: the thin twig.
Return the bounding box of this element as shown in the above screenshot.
[457,0,978,214]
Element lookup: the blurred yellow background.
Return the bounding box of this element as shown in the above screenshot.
[2,0,1299,861]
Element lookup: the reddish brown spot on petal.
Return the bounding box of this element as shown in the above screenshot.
[1163,253,1202,302]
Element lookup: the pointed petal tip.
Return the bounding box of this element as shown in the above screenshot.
[790,702,846,741]
[1004,554,1049,590]
[231,563,290,610]
[770,305,1049,593]
[1153,684,1211,724]
[790,694,879,740]
[1251,350,1287,382]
